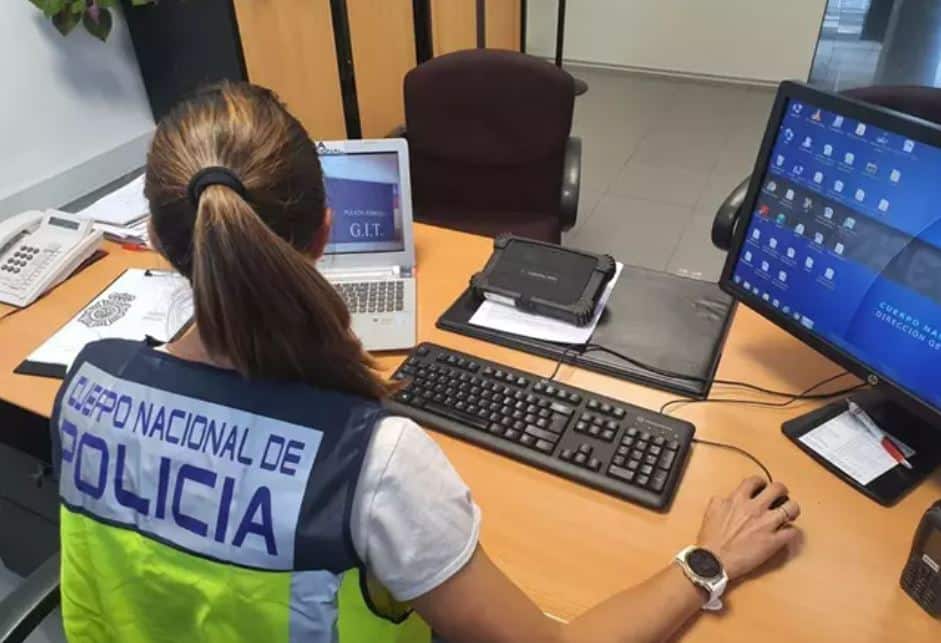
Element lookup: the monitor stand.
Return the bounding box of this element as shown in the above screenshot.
[782,389,941,506]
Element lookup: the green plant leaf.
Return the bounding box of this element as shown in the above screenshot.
[83,6,113,41]
[130,0,156,5]
[30,0,68,18]
[70,0,85,13]
[97,0,120,7]
[51,8,81,35]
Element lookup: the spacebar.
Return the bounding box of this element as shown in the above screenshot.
[423,402,490,430]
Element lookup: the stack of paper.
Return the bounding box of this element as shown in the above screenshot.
[76,175,150,246]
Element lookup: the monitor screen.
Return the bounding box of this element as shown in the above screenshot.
[728,94,941,411]
[320,151,405,255]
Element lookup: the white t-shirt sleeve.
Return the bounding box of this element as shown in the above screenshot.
[350,416,482,601]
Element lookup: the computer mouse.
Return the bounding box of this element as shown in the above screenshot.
[749,484,789,510]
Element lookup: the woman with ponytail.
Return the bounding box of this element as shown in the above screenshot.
[51,81,801,643]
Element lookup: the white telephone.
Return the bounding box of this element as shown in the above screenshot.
[0,210,103,307]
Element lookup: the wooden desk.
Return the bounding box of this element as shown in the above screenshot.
[1,224,938,640]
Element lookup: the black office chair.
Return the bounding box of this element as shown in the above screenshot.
[711,85,941,250]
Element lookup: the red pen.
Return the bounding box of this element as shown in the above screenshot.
[848,400,913,469]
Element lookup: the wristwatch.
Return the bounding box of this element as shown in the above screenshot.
[674,546,729,611]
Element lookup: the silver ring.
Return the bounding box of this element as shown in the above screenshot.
[779,505,792,522]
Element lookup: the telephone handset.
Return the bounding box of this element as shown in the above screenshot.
[0,210,103,307]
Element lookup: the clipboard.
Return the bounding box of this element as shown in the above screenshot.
[15,268,192,379]
[782,389,940,506]
[437,264,735,398]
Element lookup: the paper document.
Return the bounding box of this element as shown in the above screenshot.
[77,174,149,225]
[799,411,916,485]
[469,262,623,344]
[25,269,192,371]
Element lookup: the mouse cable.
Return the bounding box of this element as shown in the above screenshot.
[692,437,774,483]
[547,340,861,403]
[659,371,863,415]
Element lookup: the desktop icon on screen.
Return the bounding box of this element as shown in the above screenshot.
[773,298,780,308]
[835,242,845,255]
[823,144,834,156]
[865,162,878,175]
[784,128,795,143]
[879,198,890,212]
[811,109,823,122]
[824,267,835,280]
[752,229,761,240]
[776,213,787,225]
[833,115,844,128]
[834,180,845,193]
[904,139,915,152]
[844,217,856,230]
[776,154,786,167]
[745,251,753,262]
[814,232,824,245]
[758,204,770,217]
[761,260,770,272]
[744,280,752,290]
[805,257,814,269]
[855,189,865,202]
[803,197,814,210]
[802,136,813,149]
[890,169,901,183]
[778,271,788,283]
[795,224,806,235]
[813,171,824,184]
[769,237,778,249]
[763,293,771,301]
[793,165,805,176]
[734,275,742,284]
[786,247,796,259]
[844,152,855,165]
[856,123,867,136]
[792,103,804,115]
[786,189,795,200]
[766,180,778,192]
[824,206,834,219]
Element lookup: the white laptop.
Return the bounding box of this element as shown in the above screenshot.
[316,138,417,352]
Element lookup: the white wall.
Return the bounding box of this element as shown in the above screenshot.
[527,0,828,84]
[0,5,154,218]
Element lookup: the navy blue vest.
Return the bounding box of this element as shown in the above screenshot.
[50,338,383,572]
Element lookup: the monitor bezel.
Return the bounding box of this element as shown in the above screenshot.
[719,80,941,423]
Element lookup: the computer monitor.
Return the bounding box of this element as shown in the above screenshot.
[720,81,941,499]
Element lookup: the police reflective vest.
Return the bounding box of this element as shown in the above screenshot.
[51,339,430,642]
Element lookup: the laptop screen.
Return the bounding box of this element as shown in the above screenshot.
[320,151,405,255]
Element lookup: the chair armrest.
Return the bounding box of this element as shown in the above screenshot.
[386,124,407,139]
[560,136,581,230]
[0,554,60,643]
[711,175,751,251]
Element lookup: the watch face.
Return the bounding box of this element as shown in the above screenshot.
[687,548,722,579]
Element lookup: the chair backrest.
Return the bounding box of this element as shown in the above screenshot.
[404,49,575,219]
[843,85,941,126]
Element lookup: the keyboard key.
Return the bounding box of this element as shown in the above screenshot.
[588,457,601,471]
[550,402,573,416]
[616,445,629,456]
[549,414,568,434]
[520,434,535,447]
[649,445,662,457]
[653,436,665,447]
[424,402,489,430]
[612,407,625,419]
[627,459,640,471]
[636,474,649,487]
[600,403,612,414]
[525,425,559,443]
[650,471,668,493]
[574,421,587,433]
[574,453,588,465]
[644,454,658,466]
[535,439,554,453]
[560,448,573,461]
[613,455,625,466]
[578,444,592,454]
[658,451,676,470]
[587,399,599,410]
[640,464,653,476]
[608,465,635,482]
[601,430,615,441]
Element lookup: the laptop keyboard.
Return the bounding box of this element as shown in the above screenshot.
[335,280,405,314]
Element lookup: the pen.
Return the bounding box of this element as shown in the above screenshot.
[847,400,913,470]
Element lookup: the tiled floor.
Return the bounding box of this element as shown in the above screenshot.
[562,66,776,282]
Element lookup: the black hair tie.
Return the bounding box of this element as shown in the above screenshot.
[187,166,247,206]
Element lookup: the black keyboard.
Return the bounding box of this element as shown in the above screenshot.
[334,280,405,314]
[385,343,695,510]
